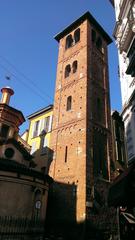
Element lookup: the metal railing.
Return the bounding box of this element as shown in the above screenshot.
[0,216,45,240]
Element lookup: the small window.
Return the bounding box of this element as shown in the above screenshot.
[0,124,9,138]
[67,96,72,111]
[65,34,73,49]
[32,120,40,138]
[65,64,71,78]
[34,189,42,219]
[5,148,15,158]
[92,29,96,42]
[45,116,50,132]
[72,61,78,73]
[65,146,68,162]
[96,37,102,50]
[74,28,80,44]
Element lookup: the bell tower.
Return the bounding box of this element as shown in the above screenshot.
[49,12,112,225]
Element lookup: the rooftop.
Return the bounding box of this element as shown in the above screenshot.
[54,11,112,44]
[27,104,53,119]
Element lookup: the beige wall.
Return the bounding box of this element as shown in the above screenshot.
[0,173,48,220]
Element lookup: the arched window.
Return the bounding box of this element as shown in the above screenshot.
[65,64,71,78]
[74,28,80,44]
[92,29,96,42]
[72,60,78,73]
[96,37,102,50]
[67,96,72,111]
[65,34,73,49]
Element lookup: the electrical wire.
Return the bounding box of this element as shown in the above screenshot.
[0,61,53,104]
[0,55,54,103]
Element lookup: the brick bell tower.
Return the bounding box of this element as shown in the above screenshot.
[49,12,113,228]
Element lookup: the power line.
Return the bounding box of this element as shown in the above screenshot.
[0,55,54,102]
[0,61,52,104]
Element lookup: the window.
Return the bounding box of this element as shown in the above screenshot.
[48,115,53,132]
[97,98,102,121]
[72,61,78,73]
[92,29,96,42]
[40,115,52,135]
[74,28,80,44]
[65,146,68,162]
[32,120,40,138]
[67,96,72,111]
[65,34,73,49]
[0,124,9,138]
[34,189,42,219]
[65,64,71,78]
[45,116,50,132]
[31,141,36,155]
[96,37,102,50]
[41,136,48,155]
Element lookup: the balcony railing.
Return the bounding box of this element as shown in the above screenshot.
[114,3,135,52]
[126,38,135,77]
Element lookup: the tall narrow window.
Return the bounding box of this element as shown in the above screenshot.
[31,141,36,155]
[41,136,48,155]
[45,116,50,132]
[65,146,68,162]
[67,96,72,111]
[65,35,73,49]
[92,29,96,42]
[97,98,102,121]
[32,120,40,137]
[0,124,9,138]
[34,189,42,219]
[74,28,80,44]
[96,37,102,50]
[72,60,78,73]
[65,64,71,78]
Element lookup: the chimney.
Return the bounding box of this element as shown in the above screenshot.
[1,87,14,105]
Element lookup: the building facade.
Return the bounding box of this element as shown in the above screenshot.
[26,105,53,174]
[111,110,127,172]
[111,0,135,163]
[47,11,115,238]
[0,87,52,238]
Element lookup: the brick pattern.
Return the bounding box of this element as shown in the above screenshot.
[49,18,112,225]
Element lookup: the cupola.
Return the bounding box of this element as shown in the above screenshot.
[0,86,25,139]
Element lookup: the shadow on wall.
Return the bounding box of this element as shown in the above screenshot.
[30,133,54,175]
[45,181,82,240]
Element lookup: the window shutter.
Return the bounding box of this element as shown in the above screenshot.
[31,141,36,155]
[48,115,53,132]
[38,120,42,136]
[31,122,35,138]
[43,136,48,148]
[46,116,50,132]
[39,118,45,135]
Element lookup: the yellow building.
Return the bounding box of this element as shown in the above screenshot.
[0,87,53,238]
[26,105,53,174]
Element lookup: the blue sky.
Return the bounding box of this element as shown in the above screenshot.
[0,0,121,133]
